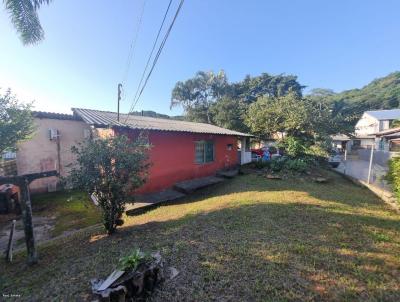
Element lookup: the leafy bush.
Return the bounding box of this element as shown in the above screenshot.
[118,248,150,271]
[284,159,308,172]
[278,136,307,158]
[385,157,400,202]
[254,160,270,169]
[68,134,150,234]
[270,158,286,172]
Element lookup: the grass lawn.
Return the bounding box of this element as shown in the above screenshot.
[1,170,399,301]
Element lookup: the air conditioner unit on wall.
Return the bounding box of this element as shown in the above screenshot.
[48,128,60,140]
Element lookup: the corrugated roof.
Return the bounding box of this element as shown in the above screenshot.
[365,109,400,121]
[72,108,253,137]
[375,127,400,137]
[33,111,80,121]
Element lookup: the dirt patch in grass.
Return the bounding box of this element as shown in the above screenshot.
[1,170,399,301]
[31,190,101,237]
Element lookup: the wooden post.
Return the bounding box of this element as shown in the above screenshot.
[0,170,58,264]
[19,178,37,265]
[6,219,16,262]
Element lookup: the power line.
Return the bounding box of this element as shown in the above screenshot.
[120,0,146,104]
[130,0,185,112]
[124,0,184,122]
[125,0,174,121]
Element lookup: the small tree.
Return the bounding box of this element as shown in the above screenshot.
[68,133,150,234]
[0,89,35,154]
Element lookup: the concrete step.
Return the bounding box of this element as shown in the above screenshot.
[217,169,239,179]
[125,189,186,216]
[173,176,225,194]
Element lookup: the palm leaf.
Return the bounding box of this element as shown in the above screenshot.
[4,0,52,45]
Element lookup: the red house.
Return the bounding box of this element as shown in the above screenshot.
[72,108,252,194]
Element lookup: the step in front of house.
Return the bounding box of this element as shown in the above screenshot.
[173,176,225,194]
[125,189,186,216]
[216,169,239,179]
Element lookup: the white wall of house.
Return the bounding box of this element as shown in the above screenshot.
[239,137,252,165]
[355,113,380,136]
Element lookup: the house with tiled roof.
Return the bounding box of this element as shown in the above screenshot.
[14,108,252,194]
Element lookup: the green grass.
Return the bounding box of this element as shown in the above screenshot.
[32,190,101,237]
[1,170,400,301]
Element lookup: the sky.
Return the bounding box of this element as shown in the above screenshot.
[0,0,399,115]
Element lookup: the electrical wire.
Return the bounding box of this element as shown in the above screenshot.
[130,0,185,112]
[124,0,182,123]
[121,0,147,100]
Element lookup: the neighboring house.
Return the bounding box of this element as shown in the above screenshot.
[374,127,400,152]
[354,109,400,148]
[72,108,252,194]
[15,111,91,193]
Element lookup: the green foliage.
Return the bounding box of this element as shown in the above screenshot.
[391,119,400,128]
[269,157,308,173]
[229,73,304,103]
[284,158,308,172]
[67,134,150,234]
[118,248,150,271]
[171,70,304,129]
[307,72,400,134]
[270,158,285,172]
[171,70,228,123]
[0,89,35,154]
[278,136,308,158]
[4,0,52,45]
[385,156,400,202]
[210,97,249,132]
[254,160,270,169]
[246,93,332,139]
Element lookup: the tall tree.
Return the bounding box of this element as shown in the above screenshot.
[170,70,228,123]
[229,73,305,103]
[4,0,52,45]
[0,90,35,154]
[245,93,336,140]
[210,97,248,132]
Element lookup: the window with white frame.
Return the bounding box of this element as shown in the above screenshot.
[195,141,214,163]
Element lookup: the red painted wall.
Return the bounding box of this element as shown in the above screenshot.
[116,129,239,193]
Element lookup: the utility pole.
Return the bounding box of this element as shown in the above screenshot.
[117,83,122,122]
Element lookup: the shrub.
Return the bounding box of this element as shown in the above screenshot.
[118,248,150,271]
[254,160,270,169]
[278,136,307,158]
[270,158,286,172]
[385,157,400,202]
[284,159,308,172]
[68,134,150,234]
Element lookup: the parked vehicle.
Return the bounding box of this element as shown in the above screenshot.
[328,151,341,168]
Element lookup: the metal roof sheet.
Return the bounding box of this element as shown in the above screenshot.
[33,111,79,121]
[72,108,253,137]
[365,109,400,121]
[375,126,400,137]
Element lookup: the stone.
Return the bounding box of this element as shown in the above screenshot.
[314,177,328,183]
[266,174,282,180]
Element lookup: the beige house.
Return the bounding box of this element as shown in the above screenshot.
[16,112,90,193]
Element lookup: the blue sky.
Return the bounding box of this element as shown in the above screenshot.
[0,0,399,115]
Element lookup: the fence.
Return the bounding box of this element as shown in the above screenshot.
[337,148,399,192]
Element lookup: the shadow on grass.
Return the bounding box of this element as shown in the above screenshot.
[1,171,399,301]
